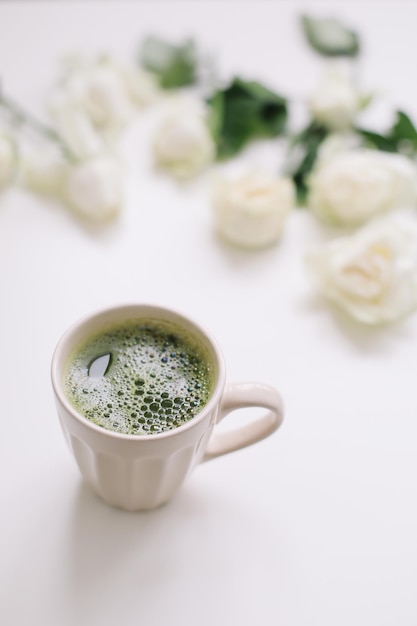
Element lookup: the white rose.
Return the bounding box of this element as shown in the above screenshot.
[153,99,215,179]
[63,156,123,221]
[49,92,103,161]
[308,149,417,227]
[315,132,361,166]
[212,172,295,249]
[78,65,133,131]
[119,65,159,107]
[309,61,360,131]
[306,216,417,324]
[57,55,135,135]
[21,148,65,195]
[0,132,17,189]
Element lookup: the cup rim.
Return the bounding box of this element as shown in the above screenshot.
[51,303,226,441]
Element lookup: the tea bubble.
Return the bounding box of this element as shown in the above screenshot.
[64,319,213,436]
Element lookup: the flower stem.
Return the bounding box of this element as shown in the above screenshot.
[0,90,76,162]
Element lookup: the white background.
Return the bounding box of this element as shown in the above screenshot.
[1,2,417,625]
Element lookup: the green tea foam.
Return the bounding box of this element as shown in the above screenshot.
[64,318,214,435]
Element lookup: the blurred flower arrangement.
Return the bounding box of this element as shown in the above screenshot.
[1,14,417,325]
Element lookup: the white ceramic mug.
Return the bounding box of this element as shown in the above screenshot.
[51,304,284,511]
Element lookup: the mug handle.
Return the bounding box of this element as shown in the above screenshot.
[202,382,284,462]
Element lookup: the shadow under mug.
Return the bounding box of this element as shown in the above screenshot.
[51,304,285,511]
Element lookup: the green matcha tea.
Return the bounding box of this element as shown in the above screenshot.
[64,318,214,435]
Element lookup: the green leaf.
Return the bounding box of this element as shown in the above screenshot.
[391,110,417,144]
[356,110,417,156]
[207,77,288,159]
[284,122,328,203]
[356,128,398,152]
[139,36,197,89]
[301,14,360,57]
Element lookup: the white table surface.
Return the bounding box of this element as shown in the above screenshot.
[1,2,417,625]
